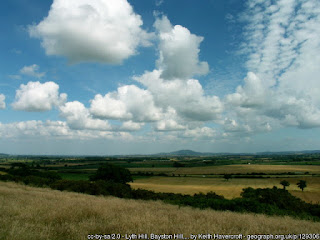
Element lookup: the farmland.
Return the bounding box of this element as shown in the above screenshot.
[1,153,320,204]
[130,176,320,203]
[1,152,320,239]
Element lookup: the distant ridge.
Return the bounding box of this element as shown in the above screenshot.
[156,149,236,156]
[256,150,320,155]
[154,149,320,156]
[157,150,204,156]
[1,150,320,157]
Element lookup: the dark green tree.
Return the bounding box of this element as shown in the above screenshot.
[173,162,185,168]
[90,163,132,184]
[223,174,232,181]
[280,180,290,190]
[297,180,307,192]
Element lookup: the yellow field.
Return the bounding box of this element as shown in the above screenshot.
[130,176,320,203]
[1,181,320,240]
[129,164,320,175]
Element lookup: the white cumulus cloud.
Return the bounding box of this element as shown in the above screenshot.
[120,121,144,131]
[59,101,111,130]
[12,81,67,112]
[135,70,223,122]
[154,16,209,80]
[155,107,186,131]
[29,0,153,64]
[226,72,268,108]
[90,85,162,122]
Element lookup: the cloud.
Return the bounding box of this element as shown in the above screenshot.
[225,72,320,131]
[225,0,320,133]
[135,70,223,121]
[241,0,320,86]
[154,15,209,79]
[0,94,5,109]
[19,64,45,78]
[155,0,164,7]
[120,121,144,131]
[155,107,186,131]
[0,120,69,138]
[59,101,111,130]
[0,120,133,140]
[12,81,67,112]
[226,72,268,108]
[90,85,162,122]
[29,0,153,64]
[180,126,216,140]
[8,75,22,80]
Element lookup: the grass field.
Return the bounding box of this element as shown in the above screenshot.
[130,176,320,204]
[129,164,320,175]
[1,181,320,240]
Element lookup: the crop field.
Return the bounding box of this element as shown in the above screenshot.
[129,164,320,175]
[130,176,320,204]
[129,164,320,203]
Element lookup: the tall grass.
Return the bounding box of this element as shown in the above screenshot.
[1,182,320,240]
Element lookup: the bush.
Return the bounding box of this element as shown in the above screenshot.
[89,163,132,184]
[50,179,133,198]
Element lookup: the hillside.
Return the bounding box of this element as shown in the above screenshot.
[0,181,319,240]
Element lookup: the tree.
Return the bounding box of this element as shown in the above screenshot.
[173,162,185,168]
[297,180,307,192]
[280,180,290,190]
[90,163,133,184]
[224,174,232,181]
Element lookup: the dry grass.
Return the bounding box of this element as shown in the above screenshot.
[1,181,320,240]
[130,176,320,203]
[129,164,320,175]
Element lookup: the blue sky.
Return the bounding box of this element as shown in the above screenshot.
[1,0,320,155]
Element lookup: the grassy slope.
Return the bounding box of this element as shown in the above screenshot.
[1,182,320,240]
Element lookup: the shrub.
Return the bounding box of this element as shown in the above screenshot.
[89,163,132,184]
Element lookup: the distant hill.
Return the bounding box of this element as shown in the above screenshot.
[155,149,320,156]
[1,150,320,157]
[256,150,320,155]
[156,149,231,156]
[157,150,204,156]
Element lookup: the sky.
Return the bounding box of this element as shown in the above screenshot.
[1,0,320,155]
